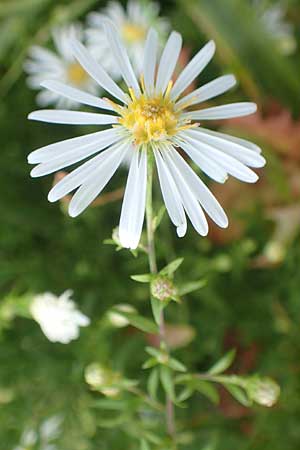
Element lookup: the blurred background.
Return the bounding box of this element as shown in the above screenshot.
[1,0,300,449]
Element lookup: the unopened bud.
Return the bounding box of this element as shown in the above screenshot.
[264,241,286,264]
[151,276,177,301]
[85,363,121,397]
[248,377,280,407]
[107,304,136,328]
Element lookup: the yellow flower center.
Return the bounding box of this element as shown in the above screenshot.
[122,22,146,43]
[119,83,181,145]
[67,62,89,86]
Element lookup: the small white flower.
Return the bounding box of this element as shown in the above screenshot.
[28,22,265,250]
[30,290,90,343]
[13,415,62,450]
[253,0,296,55]
[40,415,62,442]
[86,0,169,76]
[24,24,99,108]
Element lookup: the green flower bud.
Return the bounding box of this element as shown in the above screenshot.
[247,377,280,407]
[107,304,137,328]
[84,363,121,397]
[151,276,177,301]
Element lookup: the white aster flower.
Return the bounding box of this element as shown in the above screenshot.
[24,24,99,108]
[253,0,296,55]
[30,290,90,343]
[28,22,265,250]
[86,0,169,76]
[13,415,62,450]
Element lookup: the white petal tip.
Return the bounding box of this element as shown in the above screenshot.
[47,192,57,203]
[119,231,139,250]
[248,173,259,183]
[208,40,216,52]
[27,154,36,164]
[30,167,40,178]
[28,112,37,120]
[176,223,187,238]
[219,218,229,229]
[68,211,79,218]
[249,103,258,114]
[256,155,266,168]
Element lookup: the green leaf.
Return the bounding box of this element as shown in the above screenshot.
[142,357,158,370]
[208,349,236,375]
[160,258,184,276]
[194,380,219,405]
[140,439,151,450]
[131,274,152,283]
[225,384,251,407]
[145,346,161,358]
[177,387,194,403]
[125,314,158,334]
[160,366,176,402]
[178,279,207,296]
[151,296,164,326]
[168,357,187,373]
[147,368,159,400]
[153,205,166,231]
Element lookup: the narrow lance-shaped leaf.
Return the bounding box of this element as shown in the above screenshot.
[147,368,159,400]
[160,257,184,276]
[208,349,236,375]
[160,366,176,402]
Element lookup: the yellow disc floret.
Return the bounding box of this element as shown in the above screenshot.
[122,23,146,43]
[68,62,89,86]
[119,83,183,145]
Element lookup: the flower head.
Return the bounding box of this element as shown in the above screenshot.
[253,0,296,55]
[28,21,265,249]
[24,24,99,108]
[86,0,169,76]
[30,290,90,343]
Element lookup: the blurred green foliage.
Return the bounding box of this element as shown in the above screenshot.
[1,0,300,449]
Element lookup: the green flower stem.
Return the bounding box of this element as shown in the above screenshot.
[146,150,176,440]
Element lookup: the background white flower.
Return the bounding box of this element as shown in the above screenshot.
[28,22,265,250]
[24,24,99,108]
[86,0,169,76]
[253,0,296,55]
[13,415,62,450]
[30,290,90,343]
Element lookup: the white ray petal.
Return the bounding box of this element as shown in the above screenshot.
[183,102,257,120]
[68,143,130,217]
[28,110,118,125]
[174,137,228,183]
[180,134,258,183]
[171,40,215,100]
[156,31,182,95]
[48,141,127,202]
[170,149,228,228]
[40,80,115,111]
[119,149,148,249]
[28,46,61,65]
[183,129,266,168]
[143,28,158,95]
[28,128,120,164]
[103,20,141,96]
[176,75,236,110]
[70,38,127,103]
[195,127,262,154]
[163,148,208,236]
[154,147,187,237]
[30,130,121,177]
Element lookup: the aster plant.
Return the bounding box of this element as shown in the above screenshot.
[27,18,279,449]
